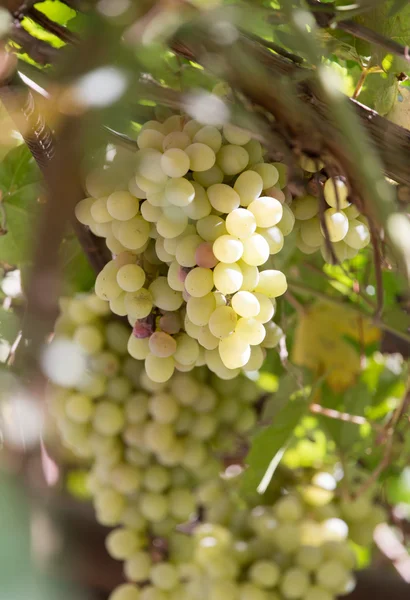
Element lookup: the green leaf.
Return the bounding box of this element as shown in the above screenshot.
[35,1,76,26]
[318,382,371,450]
[60,236,95,293]
[241,396,308,495]
[0,145,41,266]
[0,307,19,343]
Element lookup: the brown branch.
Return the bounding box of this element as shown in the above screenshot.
[26,6,78,45]
[307,0,410,64]
[173,33,410,189]
[9,23,61,64]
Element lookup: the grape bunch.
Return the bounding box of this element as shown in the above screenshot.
[75,113,291,382]
[292,175,371,262]
[182,473,385,600]
[49,292,261,533]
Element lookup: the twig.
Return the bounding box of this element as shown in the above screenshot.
[285,291,306,314]
[242,31,304,65]
[25,6,78,45]
[369,220,384,320]
[310,403,369,426]
[352,67,369,100]
[355,387,410,497]
[9,23,61,65]
[307,0,410,64]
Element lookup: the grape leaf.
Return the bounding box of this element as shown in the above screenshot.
[35,0,76,26]
[241,396,308,495]
[0,307,19,343]
[60,236,95,293]
[0,145,41,266]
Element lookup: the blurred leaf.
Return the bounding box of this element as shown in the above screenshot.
[318,382,371,450]
[0,145,41,266]
[386,467,410,503]
[261,373,299,421]
[0,308,19,344]
[60,236,95,293]
[241,396,308,495]
[35,0,76,25]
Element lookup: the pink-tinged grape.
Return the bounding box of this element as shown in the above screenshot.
[159,312,181,335]
[195,242,218,268]
[148,331,177,358]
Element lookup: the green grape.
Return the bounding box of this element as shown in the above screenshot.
[117,264,145,293]
[65,393,94,424]
[197,214,227,242]
[239,582,269,600]
[292,195,319,220]
[93,401,125,436]
[208,183,241,213]
[149,392,179,423]
[248,560,280,588]
[242,234,270,266]
[124,551,152,582]
[316,560,350,593]
[274,495,304,522]
[226,208,257,239]
[187,293,216,326]
[321,209,349,242]
[300,217,322,247]
[169,487,196,521]
[193,164,224,188]
[304,587,333,600]
[232,291,260,318]
[90,197,112,224]
[295,546,323,571]
[213,235,244,263]
[143,464,171,493]
[109,583,141,600]
[254,270,287,298]
[252,163,279,189]
[248,197,283,228]
[280,567,310,599]
[223,124,251,146]
[234,171,264,207]
[110,463,141,494]
[185,267,214,297]
[161,148,190,178]
[216,145,249,175]
[193,126,222,152]
[277,204,295,236]
[165,177,195,208]
[139,492,169,522]
[186,142,216,171]
[105,527,142,560]
[107,376,132,401]
[209,306,237,338]
[107,191,139,221]
[324,176,350,209]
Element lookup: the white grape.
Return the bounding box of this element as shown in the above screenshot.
[186,143,216,171]
[161,149,190,178]
[226,208,257,239]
